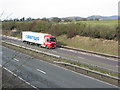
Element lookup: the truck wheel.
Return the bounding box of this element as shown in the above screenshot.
[40,45,42,48]
[46,46,49,49]
[37,44,39,47]
[27,42,29,44]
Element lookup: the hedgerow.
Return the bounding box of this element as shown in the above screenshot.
[2,21,118,40]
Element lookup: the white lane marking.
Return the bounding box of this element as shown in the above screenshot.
[13,58,19,62]
[36,69,46,74]
[1,66,38,89]
[51,50,57,53]
[59,48,78,53]
[78,56,85,59]
[116,65,120,68]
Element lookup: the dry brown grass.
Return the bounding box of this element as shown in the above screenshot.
[57,35,118,56]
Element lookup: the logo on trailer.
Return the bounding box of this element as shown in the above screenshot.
[25,35,39,41]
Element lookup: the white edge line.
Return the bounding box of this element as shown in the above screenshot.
[1,66,38,89]
[36,69,46,74]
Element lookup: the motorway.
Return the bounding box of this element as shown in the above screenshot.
[2,45,118,88]
[2,36,118,73]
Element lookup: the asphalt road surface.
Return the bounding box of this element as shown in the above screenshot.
[2,36,118,73]
[2,45,118,88]
[2,68,35,88]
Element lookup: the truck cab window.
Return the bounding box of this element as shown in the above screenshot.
[50,38,56,42]
[47,39,49,42]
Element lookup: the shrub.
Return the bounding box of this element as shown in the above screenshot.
[67,29,75,38]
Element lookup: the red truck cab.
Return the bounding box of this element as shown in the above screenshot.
[45,35,56,49]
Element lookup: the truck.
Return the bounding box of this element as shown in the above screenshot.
[22,31,56,49]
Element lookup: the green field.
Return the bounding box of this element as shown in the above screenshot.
[77,20,118,26]
[60,20,118,27]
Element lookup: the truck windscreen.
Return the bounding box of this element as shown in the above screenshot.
[50,38,56,42]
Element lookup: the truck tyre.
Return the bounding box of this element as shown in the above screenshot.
[40,45,42,48]
[37,44,39,47]
[46,45,49,49]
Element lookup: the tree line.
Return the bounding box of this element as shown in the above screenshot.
[3,17,101,22]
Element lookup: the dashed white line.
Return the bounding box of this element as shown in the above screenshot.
[59,48,78,53]
[78,56,85,59]
[36,69,46,74]
[13,58,19,62]
[51,50,57,53]
[116,65,120,67]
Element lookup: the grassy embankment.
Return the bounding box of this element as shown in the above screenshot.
[57,35,118,56]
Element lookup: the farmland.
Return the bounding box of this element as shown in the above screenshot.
[76,20,118,27]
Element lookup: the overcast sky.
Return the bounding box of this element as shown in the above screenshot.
[0,0,119,20]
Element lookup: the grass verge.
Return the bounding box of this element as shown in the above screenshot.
[56,35,118,56]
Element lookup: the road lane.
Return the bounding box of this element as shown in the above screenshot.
[2,46,118,88]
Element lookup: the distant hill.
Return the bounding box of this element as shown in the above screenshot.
[87,15,118,20]
[63,16,84,20]
[47,15,118,21]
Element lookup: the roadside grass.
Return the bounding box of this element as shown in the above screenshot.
[56,35,118,56]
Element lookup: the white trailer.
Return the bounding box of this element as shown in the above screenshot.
[22,31,49,45]
[22,31,56,49]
